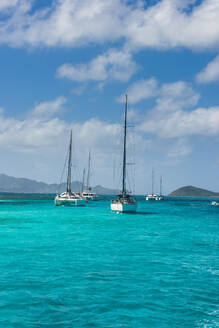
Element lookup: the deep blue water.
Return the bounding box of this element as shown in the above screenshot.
[0,196,218,327]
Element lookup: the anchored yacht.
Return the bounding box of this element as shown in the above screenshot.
[80,152,99,201]
[158,176,164,200]
[55,131,86,207]
[146,169,159,201]
[111,95,137,213]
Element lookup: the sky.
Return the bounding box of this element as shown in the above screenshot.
[0,0,219,194]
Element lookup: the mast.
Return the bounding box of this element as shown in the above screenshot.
[66,130,72,193]
[86,151,91,191]
[81,168,86,193]
[122,94,128,197]
[152,168,154,196]
[160,176,162,196]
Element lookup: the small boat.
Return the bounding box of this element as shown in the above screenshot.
[211,201,219,206]
[81,191,98,200]
[55,131,86,207]
[158,176,164,200]
[81,152,99,201]
[146,169,159,201]
[111,95,137,213]
[146,194,159,201]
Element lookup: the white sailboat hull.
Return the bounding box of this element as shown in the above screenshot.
[55,196,86,206]
[146,194,159,201]
[111,201,137,213]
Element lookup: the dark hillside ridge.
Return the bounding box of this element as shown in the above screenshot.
[0,173,119,194]
[169,185,219,196]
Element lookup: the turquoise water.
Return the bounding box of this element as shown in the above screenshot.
[0,196,218,327]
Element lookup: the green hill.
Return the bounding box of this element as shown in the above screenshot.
[169,185,219,196]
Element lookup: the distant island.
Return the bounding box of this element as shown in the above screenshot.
[169,185,219,197]
[0,173,119,195]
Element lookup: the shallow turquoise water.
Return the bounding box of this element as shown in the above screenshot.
[0,196,218,327]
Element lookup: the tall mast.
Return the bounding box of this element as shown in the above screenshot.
[86,151,91,191]
[152,168,154,196]
[81,168,86,193]
[160,176,162,196]
[122,94,128,197]
[66,130,72,193]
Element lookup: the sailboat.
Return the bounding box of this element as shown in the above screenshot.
[81,151,99,201]
[158,176,164,200]
[146,169,159,201]
[55,131,86,206]
[111,95,137,213]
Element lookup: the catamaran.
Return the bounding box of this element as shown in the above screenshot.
[111,95,137,213]
[55,131,86,206]
[146,169,159,201]
[81,151,99,201]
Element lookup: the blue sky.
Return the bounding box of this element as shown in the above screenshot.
[0,0,219,194]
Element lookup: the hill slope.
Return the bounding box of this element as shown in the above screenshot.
[169,185,219,196]
[0,173,119,194]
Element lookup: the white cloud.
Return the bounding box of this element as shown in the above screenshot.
[0,0,219,51]
[157,81,200,111]
[0,0,125,47]
[125,0,219,51]
[119,79,199,107]
[160,81,198,102]
[139,106,219,138]
[133,79,219,138]
[0,115,66,152]
[196,55,219,83]
[57,49,138,83]
[0,99,121,153]
[117,78,158,104]
[30,96,67,119]
[0,96,68,152]
[118,79,210,140]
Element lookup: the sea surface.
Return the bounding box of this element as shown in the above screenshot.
[0,194,218,327]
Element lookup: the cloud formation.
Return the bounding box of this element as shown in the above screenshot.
[57,49,138,83]
[0,98,121,153]
[196,55,219,83]
[30,96,67,119]
[117,78,158,104]
[139,105,219,138]
[0,0,219,51]
[120,79,219,138]
[119,79,200,107]
[157,81,200,111]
